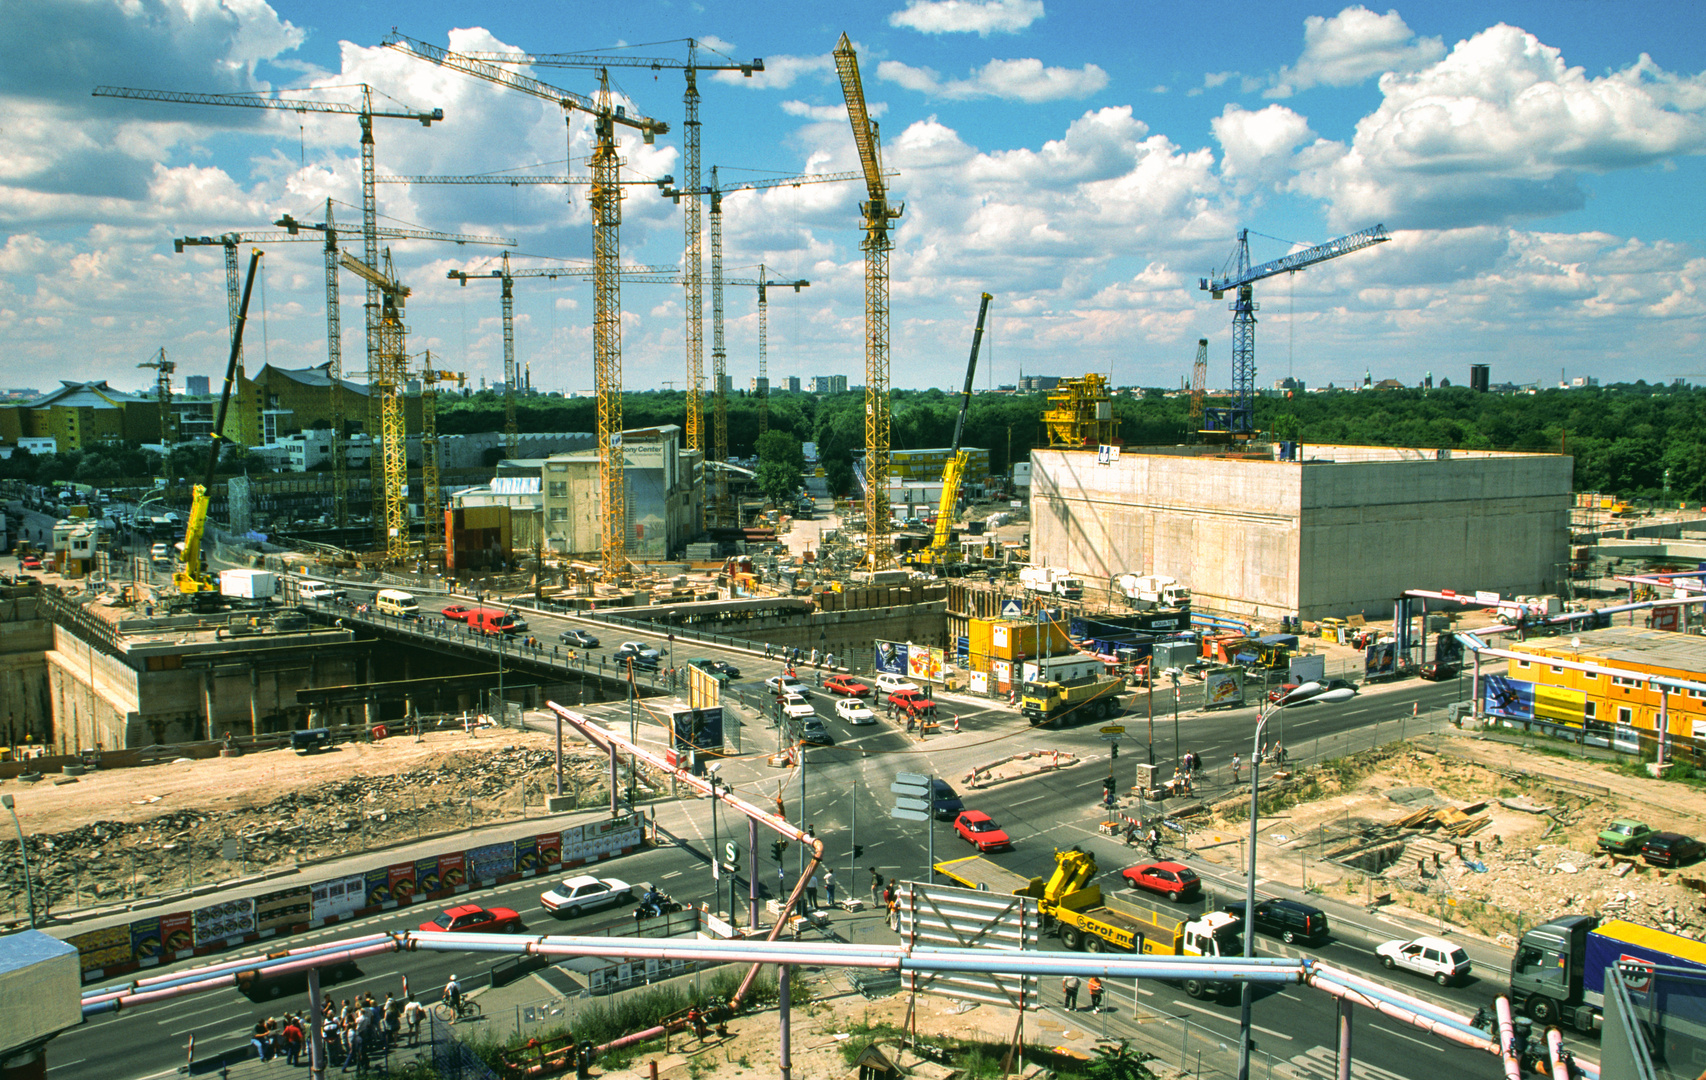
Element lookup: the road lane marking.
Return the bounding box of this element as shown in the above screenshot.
[1369,1024,1446,1051]
[1012,795,1046,806]
[158,1001,242,1023]
[662,871,682,879]
[1253,1024,1294,1041]
[46,1061,86,1071]
[167,1019,246,1037]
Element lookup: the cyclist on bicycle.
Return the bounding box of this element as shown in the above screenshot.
[443,975,462,1016]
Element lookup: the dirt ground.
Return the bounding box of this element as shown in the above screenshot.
[0,727,617,926]
[1190,732,1706,944]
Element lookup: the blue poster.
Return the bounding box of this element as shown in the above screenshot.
[1484,675,1535,721]
[672,706,725,750]
[875,640,908,675]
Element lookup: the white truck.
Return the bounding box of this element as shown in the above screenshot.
[1020,565,1084,600]
[1115,573,1191,610]
[219,568,278,601]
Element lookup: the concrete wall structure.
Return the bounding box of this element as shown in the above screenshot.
[1031,443,1570,621]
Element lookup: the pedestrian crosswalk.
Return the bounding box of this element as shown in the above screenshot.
[1288,1044,1414,1080]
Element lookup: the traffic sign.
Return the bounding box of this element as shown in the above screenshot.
[724,841,739,865]
[1099,725,1126,735]
[894,796,931,813]
[891,808,931,822]
[895,772,931,787]
[1000,599,1024,619]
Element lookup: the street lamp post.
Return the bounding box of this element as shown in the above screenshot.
[1236,684,1351,1080]
[1165,669,1183,775]
[2,794,38,928]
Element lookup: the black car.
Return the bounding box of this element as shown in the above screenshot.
[1642,832,1705,867]
[1222,898,1330,945]
[792,717,835,746]
[930,779,964,821]
[559,628,600,648]
[688,658,741,681]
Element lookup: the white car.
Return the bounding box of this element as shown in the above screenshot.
[836,698,877,724]
[1376,935,1472,986]
[873,672,920,696]
[540,875,633,917]
[766,675,808,697]
[780,694,816,721]
[299,581,337,601]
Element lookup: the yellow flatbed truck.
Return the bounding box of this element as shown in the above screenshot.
[1045,849,1243,1000]
[934,856,1043,898]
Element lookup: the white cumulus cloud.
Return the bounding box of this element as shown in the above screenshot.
[1293,23,1706,230]
[1212,104,1315,186]
[878,57,1107,102]
[1269,5,1444,98]
[888,0,1044,36]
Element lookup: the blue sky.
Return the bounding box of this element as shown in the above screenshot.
[2,0,1704,400]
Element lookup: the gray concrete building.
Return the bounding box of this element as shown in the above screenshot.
[1030,443,1571,620]
[539,424,703,560]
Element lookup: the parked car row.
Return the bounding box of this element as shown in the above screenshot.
[1597,819,1705,866]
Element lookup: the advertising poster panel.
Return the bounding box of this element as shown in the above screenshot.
[387,862,418,904]
[1203,669,1244,708]
[875,641,908,675]
[468,841,515,882]
[537,831,562,866]
[131,917,164,964]
[254,886,312,934]
[364,867,393,907]
[515,835,540,874]
[437,852,467,891]
[1484,675,1535,721]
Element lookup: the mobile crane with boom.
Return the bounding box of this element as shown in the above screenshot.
[914,292,992,572]
[171,248,261,609]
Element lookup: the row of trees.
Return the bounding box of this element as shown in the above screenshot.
[9,380,1701,500]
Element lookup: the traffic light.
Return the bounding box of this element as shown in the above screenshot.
[1103,775,1116,795]
[1111,742,1119,760]
[771,840,785,862]
[853,844,864,859]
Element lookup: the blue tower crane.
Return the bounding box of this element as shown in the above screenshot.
[1199,224,1389,437]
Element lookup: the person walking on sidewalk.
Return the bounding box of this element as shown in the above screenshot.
[824,868,836,907]
[1088,976,1104,1013]
[1062,975,1080,1011]
[806,870,820,910]
[870,869,883,907]
[1230,753,1242,785]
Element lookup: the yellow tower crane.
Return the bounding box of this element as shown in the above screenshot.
[418,360,465,569]
[336,250,412,563]
[457,42,764,459]
[384,33,669,582]
[1189,337,1208,440]
[834,34,904,570]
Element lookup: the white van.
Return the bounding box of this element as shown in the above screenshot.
[375,589,420,619]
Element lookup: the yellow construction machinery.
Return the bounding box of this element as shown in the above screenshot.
[172,249,262,605]
[1043,374,1120,448]
[337,250,412,562]
[835,33,903,570]
[914,293,992,572]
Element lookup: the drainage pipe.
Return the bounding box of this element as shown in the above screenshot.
[82,933,392,1004]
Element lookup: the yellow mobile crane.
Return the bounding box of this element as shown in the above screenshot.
[916,293,992,572]
[173,249,262,605]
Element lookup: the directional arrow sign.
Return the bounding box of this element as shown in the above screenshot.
[896,772,931,787]
[894,796,931,813]
[891,808,931,822]
[1099,725,1127,735]
[1001,599,1024,619]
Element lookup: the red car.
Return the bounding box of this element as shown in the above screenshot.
[20,555,42,570]
[419,904,523,934]
[440,605,476,622]
[954,811,1012,852]
[1122,861,1202,902]
[824,675,870,697]
[889,689,935,717]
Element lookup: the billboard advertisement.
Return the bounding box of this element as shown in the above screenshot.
[875,640,908,675]
[908,644,945,682]
[1203,669,1244,708]
[1535,684,1587,727]
[672,706,725,752]
[1365,642,1397,677]
[1484,675,1535,721]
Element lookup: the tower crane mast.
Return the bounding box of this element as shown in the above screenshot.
[834,33,904,570]
[1189,337,1208,439]
[462,42,762,459]
[337,249,412,562]
[1198,224,1388,437]
[419,359,465,569]
[385,32,667,581]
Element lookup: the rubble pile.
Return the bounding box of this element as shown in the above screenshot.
[0,746,613,920]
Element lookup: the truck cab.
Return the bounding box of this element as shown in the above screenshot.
[1511,915,1595,1028]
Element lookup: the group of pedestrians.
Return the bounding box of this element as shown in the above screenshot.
[1060,975,1104,1011]
[761,643,837,668]
[247,992,421,1071]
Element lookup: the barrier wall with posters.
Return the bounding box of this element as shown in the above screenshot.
[64,815,643,984]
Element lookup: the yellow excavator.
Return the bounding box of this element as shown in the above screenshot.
[914,292,992,573]
[171,248,262,607]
